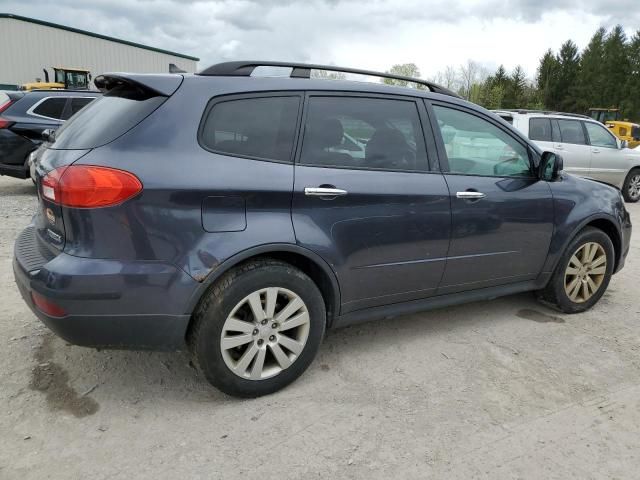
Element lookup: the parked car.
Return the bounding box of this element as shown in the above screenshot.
[14,62,631,397]
[0,89,99,179]
[492,110,640,202]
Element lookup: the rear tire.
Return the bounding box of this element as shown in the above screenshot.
[536,227,614,313]
[188,259,326,398]
[622,169,640,202]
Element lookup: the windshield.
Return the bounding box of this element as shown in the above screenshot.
[51,85,166,150]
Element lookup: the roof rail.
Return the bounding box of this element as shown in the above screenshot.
[197,61,461,98]
[493,108,591,119]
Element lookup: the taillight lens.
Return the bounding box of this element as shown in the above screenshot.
[0,98,13,113]
[41,165,143,208]
[31,291,67,317]
[0,118,14,129]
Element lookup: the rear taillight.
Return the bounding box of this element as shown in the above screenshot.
[0,99,14,129]
[41,165,143,208]
[0,98,13,113]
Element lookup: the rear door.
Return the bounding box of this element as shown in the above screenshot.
[292,93,451,313]
[428,102,554,293]
[554,118,592,177]
[527,116,557,153]
[584,120,627,187]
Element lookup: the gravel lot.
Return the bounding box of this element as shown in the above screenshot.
[1,174,639,479]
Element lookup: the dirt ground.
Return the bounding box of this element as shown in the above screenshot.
[1,174,639,479]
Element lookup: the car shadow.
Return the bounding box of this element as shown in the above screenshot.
[33,291,565,408]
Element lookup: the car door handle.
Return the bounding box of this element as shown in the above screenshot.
[304,187,348,197]
[592,148,600,154]
[456,191,486,200]
[554,144,564,150]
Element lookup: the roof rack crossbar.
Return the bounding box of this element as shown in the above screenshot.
[197,61,460,98]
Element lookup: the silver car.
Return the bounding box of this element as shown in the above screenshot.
[493,109,640,202]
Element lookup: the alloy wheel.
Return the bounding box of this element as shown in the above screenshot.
[628,174,640,201]
[220,287,310,380]
[564,242,607,303]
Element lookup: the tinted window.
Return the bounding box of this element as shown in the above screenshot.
[432,105,531,177]
[633,126,640,140]
[32,97,67,119]
[51,86,166,150]
[585,122,618,148]
[529,118,553,142]
[300,96,428,171]
[69,97,95,116]
[551,119,562,142]
[200,96,300,162]
[557,119,586,145]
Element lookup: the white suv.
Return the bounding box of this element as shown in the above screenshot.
[493,110,640,202]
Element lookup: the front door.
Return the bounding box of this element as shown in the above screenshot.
[584,120,627,188]
[429,102,554,294]
[292,93,451,313]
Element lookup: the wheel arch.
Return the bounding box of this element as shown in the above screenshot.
[184,244,342,328]
[555,214,623,274]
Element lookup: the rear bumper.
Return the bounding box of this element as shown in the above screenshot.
[13,225,197,350]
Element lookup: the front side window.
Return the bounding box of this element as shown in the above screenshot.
[529,118,553,142]
[300,96,428,171]
[585,122,618,148]
[432,105,531,177]
[200,96,300,162]
[633,126,640,140]
[557,119,586,145]
[32,97,67,120]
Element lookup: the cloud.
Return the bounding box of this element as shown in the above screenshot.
[3,0,640,79]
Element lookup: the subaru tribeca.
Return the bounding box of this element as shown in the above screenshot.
[13,62,632,397]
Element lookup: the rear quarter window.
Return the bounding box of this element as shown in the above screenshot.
[51,86,166,149]
[199,95,300,163]
[31,97,67,120]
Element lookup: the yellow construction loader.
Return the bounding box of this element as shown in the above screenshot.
[20,67,92,91]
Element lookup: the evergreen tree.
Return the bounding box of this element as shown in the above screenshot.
[555,40,581,112]
[575,27,607,112]
[601,25,631,109]
[622,30,640,120]
[537,49,560,110]
[503,65,526,108]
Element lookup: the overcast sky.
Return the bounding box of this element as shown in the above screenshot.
[5,0,640,79]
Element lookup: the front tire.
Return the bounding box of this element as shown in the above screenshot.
[189,259,326,397]
[622,169,640,202]
[536,227,614,313]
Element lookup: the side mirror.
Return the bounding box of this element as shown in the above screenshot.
[620,140,629,150]
[539,151,563,181]
[41,128,55,143]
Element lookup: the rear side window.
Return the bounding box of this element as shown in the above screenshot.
[557,119,586,145]
[32,97,67,120]
[68,97,95,117]
[529,118,553,142]
[51,86,166,150]
[300,96,428,171]
[200,96,300,162]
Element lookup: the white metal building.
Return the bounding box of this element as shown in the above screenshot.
[0,13,199,89]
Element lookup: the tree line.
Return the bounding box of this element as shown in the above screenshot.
[383,25,640,121]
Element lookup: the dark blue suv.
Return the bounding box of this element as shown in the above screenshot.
[13,62,632,397]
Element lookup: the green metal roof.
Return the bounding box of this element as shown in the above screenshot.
[0,13,199,62]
